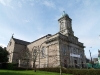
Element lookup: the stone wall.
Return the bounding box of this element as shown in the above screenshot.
[6,38,15,63]
[13,43,26,63]
[27,36,47,68]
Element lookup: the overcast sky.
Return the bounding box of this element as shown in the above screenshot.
[0,0,100,59]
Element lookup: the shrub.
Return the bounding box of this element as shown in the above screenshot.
[0,63,18,70]
[38,68,100,75]
[7,63,14,70]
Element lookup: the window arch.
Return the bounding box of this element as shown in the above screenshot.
[41,46,45,58]
[62,44,67,55]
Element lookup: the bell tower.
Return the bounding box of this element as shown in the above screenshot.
[58,11,74,36]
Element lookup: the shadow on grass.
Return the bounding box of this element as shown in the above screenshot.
[0,72,35,75]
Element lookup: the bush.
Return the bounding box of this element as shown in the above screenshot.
[13,67,33,70]
[0,63,18,70]
[1,63,8,69]
[38,68,100,75]
[38,67,60,73]
[7,63,14,70]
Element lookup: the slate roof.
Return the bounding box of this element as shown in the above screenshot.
[13,38,30,45]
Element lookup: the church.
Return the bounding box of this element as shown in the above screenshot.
[7,12,86,68]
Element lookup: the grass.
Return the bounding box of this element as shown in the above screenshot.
[0,70,72,75]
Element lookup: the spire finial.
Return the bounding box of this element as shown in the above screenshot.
[62,11,69,17]
[62,11,65,16]
[12,33,14,38]
[63,11,65,14]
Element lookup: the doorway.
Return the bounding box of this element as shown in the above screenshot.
[74,60,77,68]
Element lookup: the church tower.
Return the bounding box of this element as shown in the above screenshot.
[58,11,74,36]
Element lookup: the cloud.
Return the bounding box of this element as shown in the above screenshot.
[0,0,13,8]
[43,0,56,9]
[99,35,100,39]
[59,7,65,12]
[92,53,98,58]
[30,2,34,6]
[80,37,100,48]
[0,0,8,6]
[23,19,30,23]
[37,27,42,31]
[82,0,91,6]
[18,1,22,8]
[0,43,6,47]
[0,0,11,6]
[0,24,13,37]
[54,15,61,21]
[21,0,26,3]
[38,34,46,38]
[0,36,6,41]
[81,37,100,59]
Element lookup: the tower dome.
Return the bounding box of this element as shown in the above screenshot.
[62,11,69,17]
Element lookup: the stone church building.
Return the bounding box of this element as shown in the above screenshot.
[7,12,86,68]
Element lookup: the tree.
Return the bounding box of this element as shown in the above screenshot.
[32,46,39,72]
[18,49,31,69]
[0,46,9,63]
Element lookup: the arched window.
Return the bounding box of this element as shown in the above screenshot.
[60,22,65,31]
[41,47,45,58]
[33,49,38,60]
[62,44,66,55]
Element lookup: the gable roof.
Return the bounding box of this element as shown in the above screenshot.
[31,34,52,43]
[13,38,30,45]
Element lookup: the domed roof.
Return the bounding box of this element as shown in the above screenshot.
[62,11,69,17]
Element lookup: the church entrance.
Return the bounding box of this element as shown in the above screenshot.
[81,62,84,68]
[64,60,67,68]
[74,60,77,68]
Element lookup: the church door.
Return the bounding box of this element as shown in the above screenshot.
[74,60,77,68]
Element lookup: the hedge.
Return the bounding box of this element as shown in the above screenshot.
[38,68,100,75]
[0,63,18,70]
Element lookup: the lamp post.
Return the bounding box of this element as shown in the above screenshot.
[89,47,92,67]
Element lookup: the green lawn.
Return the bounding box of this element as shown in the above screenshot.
[0,70,72,75]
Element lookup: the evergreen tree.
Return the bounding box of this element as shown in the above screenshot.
[0,46,9,63]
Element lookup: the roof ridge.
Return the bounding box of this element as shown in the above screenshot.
[13,37,30,45]
[31,34,52,43]
[13,38,30,43]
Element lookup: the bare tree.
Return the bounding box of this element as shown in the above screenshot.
[24,49,31,69]
[18,45,64,75]
[32,46,39,72]
[18,49,31,69]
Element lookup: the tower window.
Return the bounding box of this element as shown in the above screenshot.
[67,22,70,28]
[60,22,64,30]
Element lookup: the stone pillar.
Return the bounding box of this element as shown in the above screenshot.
[18,59,20,67]
[46,46,49,67]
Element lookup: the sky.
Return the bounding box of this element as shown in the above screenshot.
[0,0,100,59]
